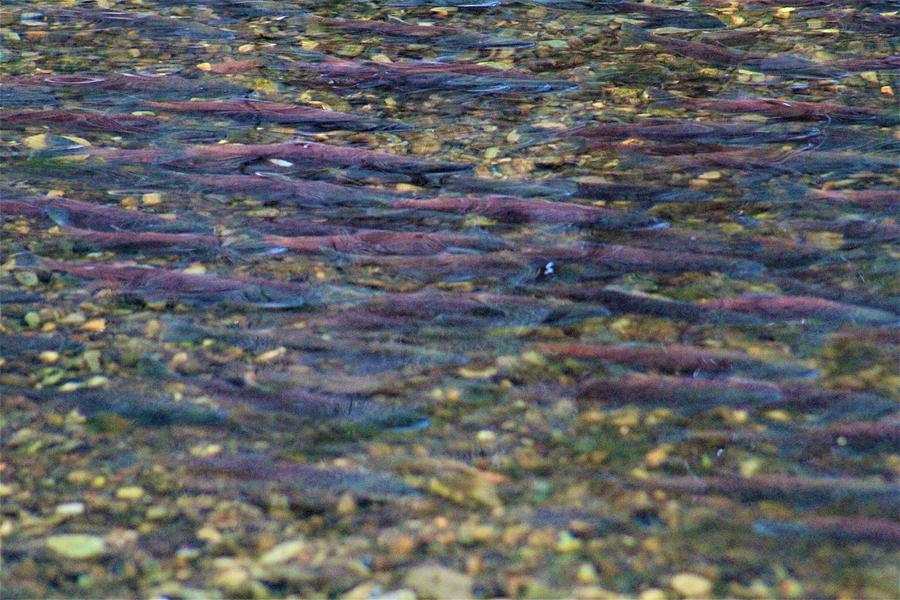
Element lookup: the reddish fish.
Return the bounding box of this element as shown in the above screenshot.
[90,141,470,175]
[0,109,161,133]
[686,97,898,125]
[58,225,220,250]
[806,189,899,209]
[532,343,814,378]
[701,293,897,324]
[0,196,196,232]
[265,230,506,255]
[38,259,313,308]
[579,373,784,413]
[521,243,764,275]
[315,16,533,48]
[392,195,666,229]
[181,173,396,205]
[145,99,396,130]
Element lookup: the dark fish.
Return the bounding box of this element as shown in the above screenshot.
[664,148,896,175]
[2,73,246,98]
[702,294,897,325]
[187,455,419,501]
[90,141,471,176]
[341,251,530,282]
[57,225,224,251]
[579,373,784,413]
[33,7,236,41]
[806,189,900,209]
[522,243,764,276]
[527,0,725,29]
[36,259,314,309]
[754,517,900,545]
[686,97,900,125]
[560,119,821,146]
[315,16,533,49]
[0,109,161,133]
[200,379,430,432]
[6,386,227,428]
[266,230,507,255]
[533,343,815,378]
[544,286,764,326]
[287,56,574,94]
[631,474,899,503]
[620,24,749,67]
[180,173,397,206]
[0,196,201,233]
[392,195,667,229]
[0,333,83,358]
[359,291,609,326]
[789,219,899,244]
[573,179,707,203]
[145,99,402,130]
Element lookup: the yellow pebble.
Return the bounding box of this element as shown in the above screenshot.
[81,318,106,333]
[116,486,145,500]
[141,192,162,205]
[40,351,60,364]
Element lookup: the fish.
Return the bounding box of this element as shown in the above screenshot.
[2,73,246,98]
[340,251,531,282]
[36,258,315,309]
[579,373,784,414]
[525,1,725,29]
[5,386,228,428]
[521,243,765,276]
[684,97,900,125]
[187,455,419,501]
[560,119,822,147]
[624,474,900,512]
[620,24,749,67]
[701,293,897,325]
[199,379,430,432]
[265,230,507,255]
[0,196,203,233]
[542,286,765,326]
[27,7,236,41]
[287,56,575,94]
[805,189,900,209]
[754,517,900,545]
[315,16,533,49]
[56,225,224,251]
[789,219,899,244]
[0,333,84,358]
[180,173,398,206]
[145,99,404,130]
[532,343,816,378]
[392,195,667,229]
[0,109,162,133]
[89,141,471,176]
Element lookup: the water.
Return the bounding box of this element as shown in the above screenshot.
[1,1,897,597]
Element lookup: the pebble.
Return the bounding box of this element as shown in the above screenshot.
[258,539,306,565]
[404,564,473,600]
[55,502,86,517]
[671,573,713,598]
[46,534,107,559]
[116,486,145,501]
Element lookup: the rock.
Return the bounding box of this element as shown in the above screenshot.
[258,539,306,565]
[46,534,107,559]
[404,564,473,600]
[671,573,713,598]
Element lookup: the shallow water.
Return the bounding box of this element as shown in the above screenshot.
[1,1,898,598]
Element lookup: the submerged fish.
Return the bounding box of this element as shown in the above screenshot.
[315,16,533,49]
[145,99,403,130]
[533,343,815,378]
[89,141,471,176]
[579,373,784,413]
[287,56,575,94]
[702,293,897,325]
[392,195,666,229]
[685,97,900,125]
[266,230,507,255]
[0,109,162,133]
[36,258,314,308]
